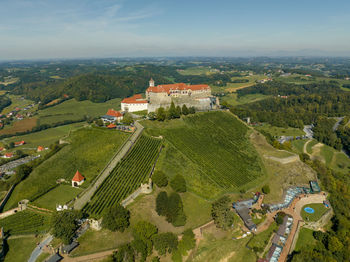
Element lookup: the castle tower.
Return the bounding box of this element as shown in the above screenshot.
[149,78,155,87]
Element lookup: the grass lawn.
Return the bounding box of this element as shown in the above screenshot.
[71,229,132,257]
[33,184,83,210]
[36,252,50,262]
[331,152,350,174]
[292,140,308,155]
[37,98,121,125]
[222,93,270,107]
[294,227,316,252]
[319,144,335,165]
[4,127,129,210]
[189,230,256,262]
[247,222,278,251]
[177,67,212,75]
[301,203,328,222]
[256,124,305,137]
[306,140,318,154]
[3,122,85,148]
[4,236,39,262]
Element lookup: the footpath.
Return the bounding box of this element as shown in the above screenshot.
[73,121,144,210]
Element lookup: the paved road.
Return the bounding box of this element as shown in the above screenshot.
[332,117,344,132]
[28,235,53,262]
[73,122,144,210]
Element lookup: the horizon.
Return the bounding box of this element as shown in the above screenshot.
[1,0,350,60]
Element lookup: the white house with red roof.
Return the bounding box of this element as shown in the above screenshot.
[121,94,148,112]
[72,170,85,187]
[2,153,13,159]
[101,109,123,123]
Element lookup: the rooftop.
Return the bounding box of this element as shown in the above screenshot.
[121,94,148,104]
[146,83,210,94]
[72,170,85,182]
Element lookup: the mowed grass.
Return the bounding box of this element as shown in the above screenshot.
[37,98,121,125]
[294,227,316,252]
[0,118,38,135]
[143,111,265,199]
[222,93,270,107]
[4,236,39,262]
[292,139,308,155]
[33,184,83,210]
[3,122,85,148]
[301,203,328,222]
[256,124,305,137]
[4,127,129,210]
[306,140,318,154]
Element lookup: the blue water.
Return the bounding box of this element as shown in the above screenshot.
[304,207,315,214]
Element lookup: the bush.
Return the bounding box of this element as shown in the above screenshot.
[155,191,186,227]
[170,174,186,193]
[152,171,168,187]
[262,184,270,194]
[275,212,286,225]
[152,232,178,255]
[102,204,130,232]
[51,210,81,244]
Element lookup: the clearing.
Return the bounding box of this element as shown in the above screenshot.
[4,236,40,262]
[300,203,328,222]
[294,227,316,252]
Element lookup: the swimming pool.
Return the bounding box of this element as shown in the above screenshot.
[304,207,315,214]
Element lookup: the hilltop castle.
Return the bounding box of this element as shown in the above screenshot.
[121,78,219,113]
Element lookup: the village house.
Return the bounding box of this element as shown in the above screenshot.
[121,94,148,112]
[2,153,13,159]
[37,146,45,152]
[14,141,25,146]
[101,109,123,123]
[72,170,85,187]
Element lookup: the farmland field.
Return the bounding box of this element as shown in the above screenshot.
[0,118,38,135]
[4,127,129,210]
[143,111,265,198]
[37,98,121,125]
[84,135,162,217]
[255,124,305,137]
[4,236,39,262]
[0,210,51,235]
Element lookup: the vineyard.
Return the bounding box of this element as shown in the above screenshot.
[84,135,162,217]
[0,210,51,235]
[146,111,264,193]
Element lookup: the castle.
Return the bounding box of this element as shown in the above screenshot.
[121,78,219,113]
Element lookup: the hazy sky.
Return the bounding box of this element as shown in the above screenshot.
[1,0,350,60]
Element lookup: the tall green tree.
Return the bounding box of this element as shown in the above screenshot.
[102,204,130,232]
[170,174,186,193]
[152,232,178,255]
[152,171,168,187]
[211,196,234,230]
[51,210,81,244]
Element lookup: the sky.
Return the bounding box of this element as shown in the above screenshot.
[1,0,350,60]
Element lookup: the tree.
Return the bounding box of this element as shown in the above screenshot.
[156,107,166,121]
[51,210,81,244]
[178,229,196,255]
[151,257,160,262]
[328,236,343,253]
[102,205,130,232]
[131,239,148,261]
[299,153,310,162]
[167,102,177,119]
[152,171,168,187]
[9,142,14,149]
[132,221,158,255]
[13,164,32,184]
[211,196,234,230]
[189,106,196,114]
[262,184,270,194]
[95,119,104,126]
[175,106,182,118]
[156,191,169,216]
[181,104,189,115]
[275,212,286,225]
[152,232,178,255]
[122,113,134,125]
[170,174,186,193]
[148,112,156,120]
[113,243,134,262]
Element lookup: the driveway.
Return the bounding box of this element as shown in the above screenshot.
[28,235,53,262]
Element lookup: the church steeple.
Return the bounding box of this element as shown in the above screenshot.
[149,78,155,87]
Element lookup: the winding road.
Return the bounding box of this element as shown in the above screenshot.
[28,235,53,262]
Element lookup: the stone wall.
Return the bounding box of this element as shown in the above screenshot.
[121,179,153,207]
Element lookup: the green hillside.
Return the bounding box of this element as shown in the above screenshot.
[143,111,266,199]
[4,127,129,210]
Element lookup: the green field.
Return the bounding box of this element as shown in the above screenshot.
[0,210,51,235]
[306,140,318,154]
[1,94,36,115]
[256,124,305,137]
[4,236,39,262]
[84,135,162,217]
[143,111,265,198]
[3,122,85,148]
[301,203,328,222]
[37,98,121,125]
[294,227,316,252]
[292,139,308,154]
[4,127,129,210]
[222,93,270,107]
[177,67,213,75]
[33,184,83,210]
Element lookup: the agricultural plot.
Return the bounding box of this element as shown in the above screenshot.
[84,135,162,217]
[4,127,129,210]
[144,111,265,196]
[37,98,121,125]
[0,210,51,235]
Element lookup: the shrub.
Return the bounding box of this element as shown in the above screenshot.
[275,212,286,225]
[152,171,168,187]
[262,184,270,194]
[102,204,130,232]
[170,174,186,193]
[152,232,178,255]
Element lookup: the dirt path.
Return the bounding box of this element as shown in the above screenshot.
[73,122,144,210]
[303,139,312,155]
[62,249,115,262]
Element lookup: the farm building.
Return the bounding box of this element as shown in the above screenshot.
[72,170,85,187]
[101,109,123,123]
[107,123,116,129]
[37,146,44,152]
[2,153,13,159]
[121,94,148,112]
[14,141,25,146]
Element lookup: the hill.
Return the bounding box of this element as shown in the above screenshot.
[143,111,266,199]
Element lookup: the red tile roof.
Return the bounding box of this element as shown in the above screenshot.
[37,146,44,152]
[72,171,85,182]
[15,141,25,145]
[121,94,148,104]
[146,83,210,94]
[107,123,116,128]
[106,109,123,117]
[5,153,13,158]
